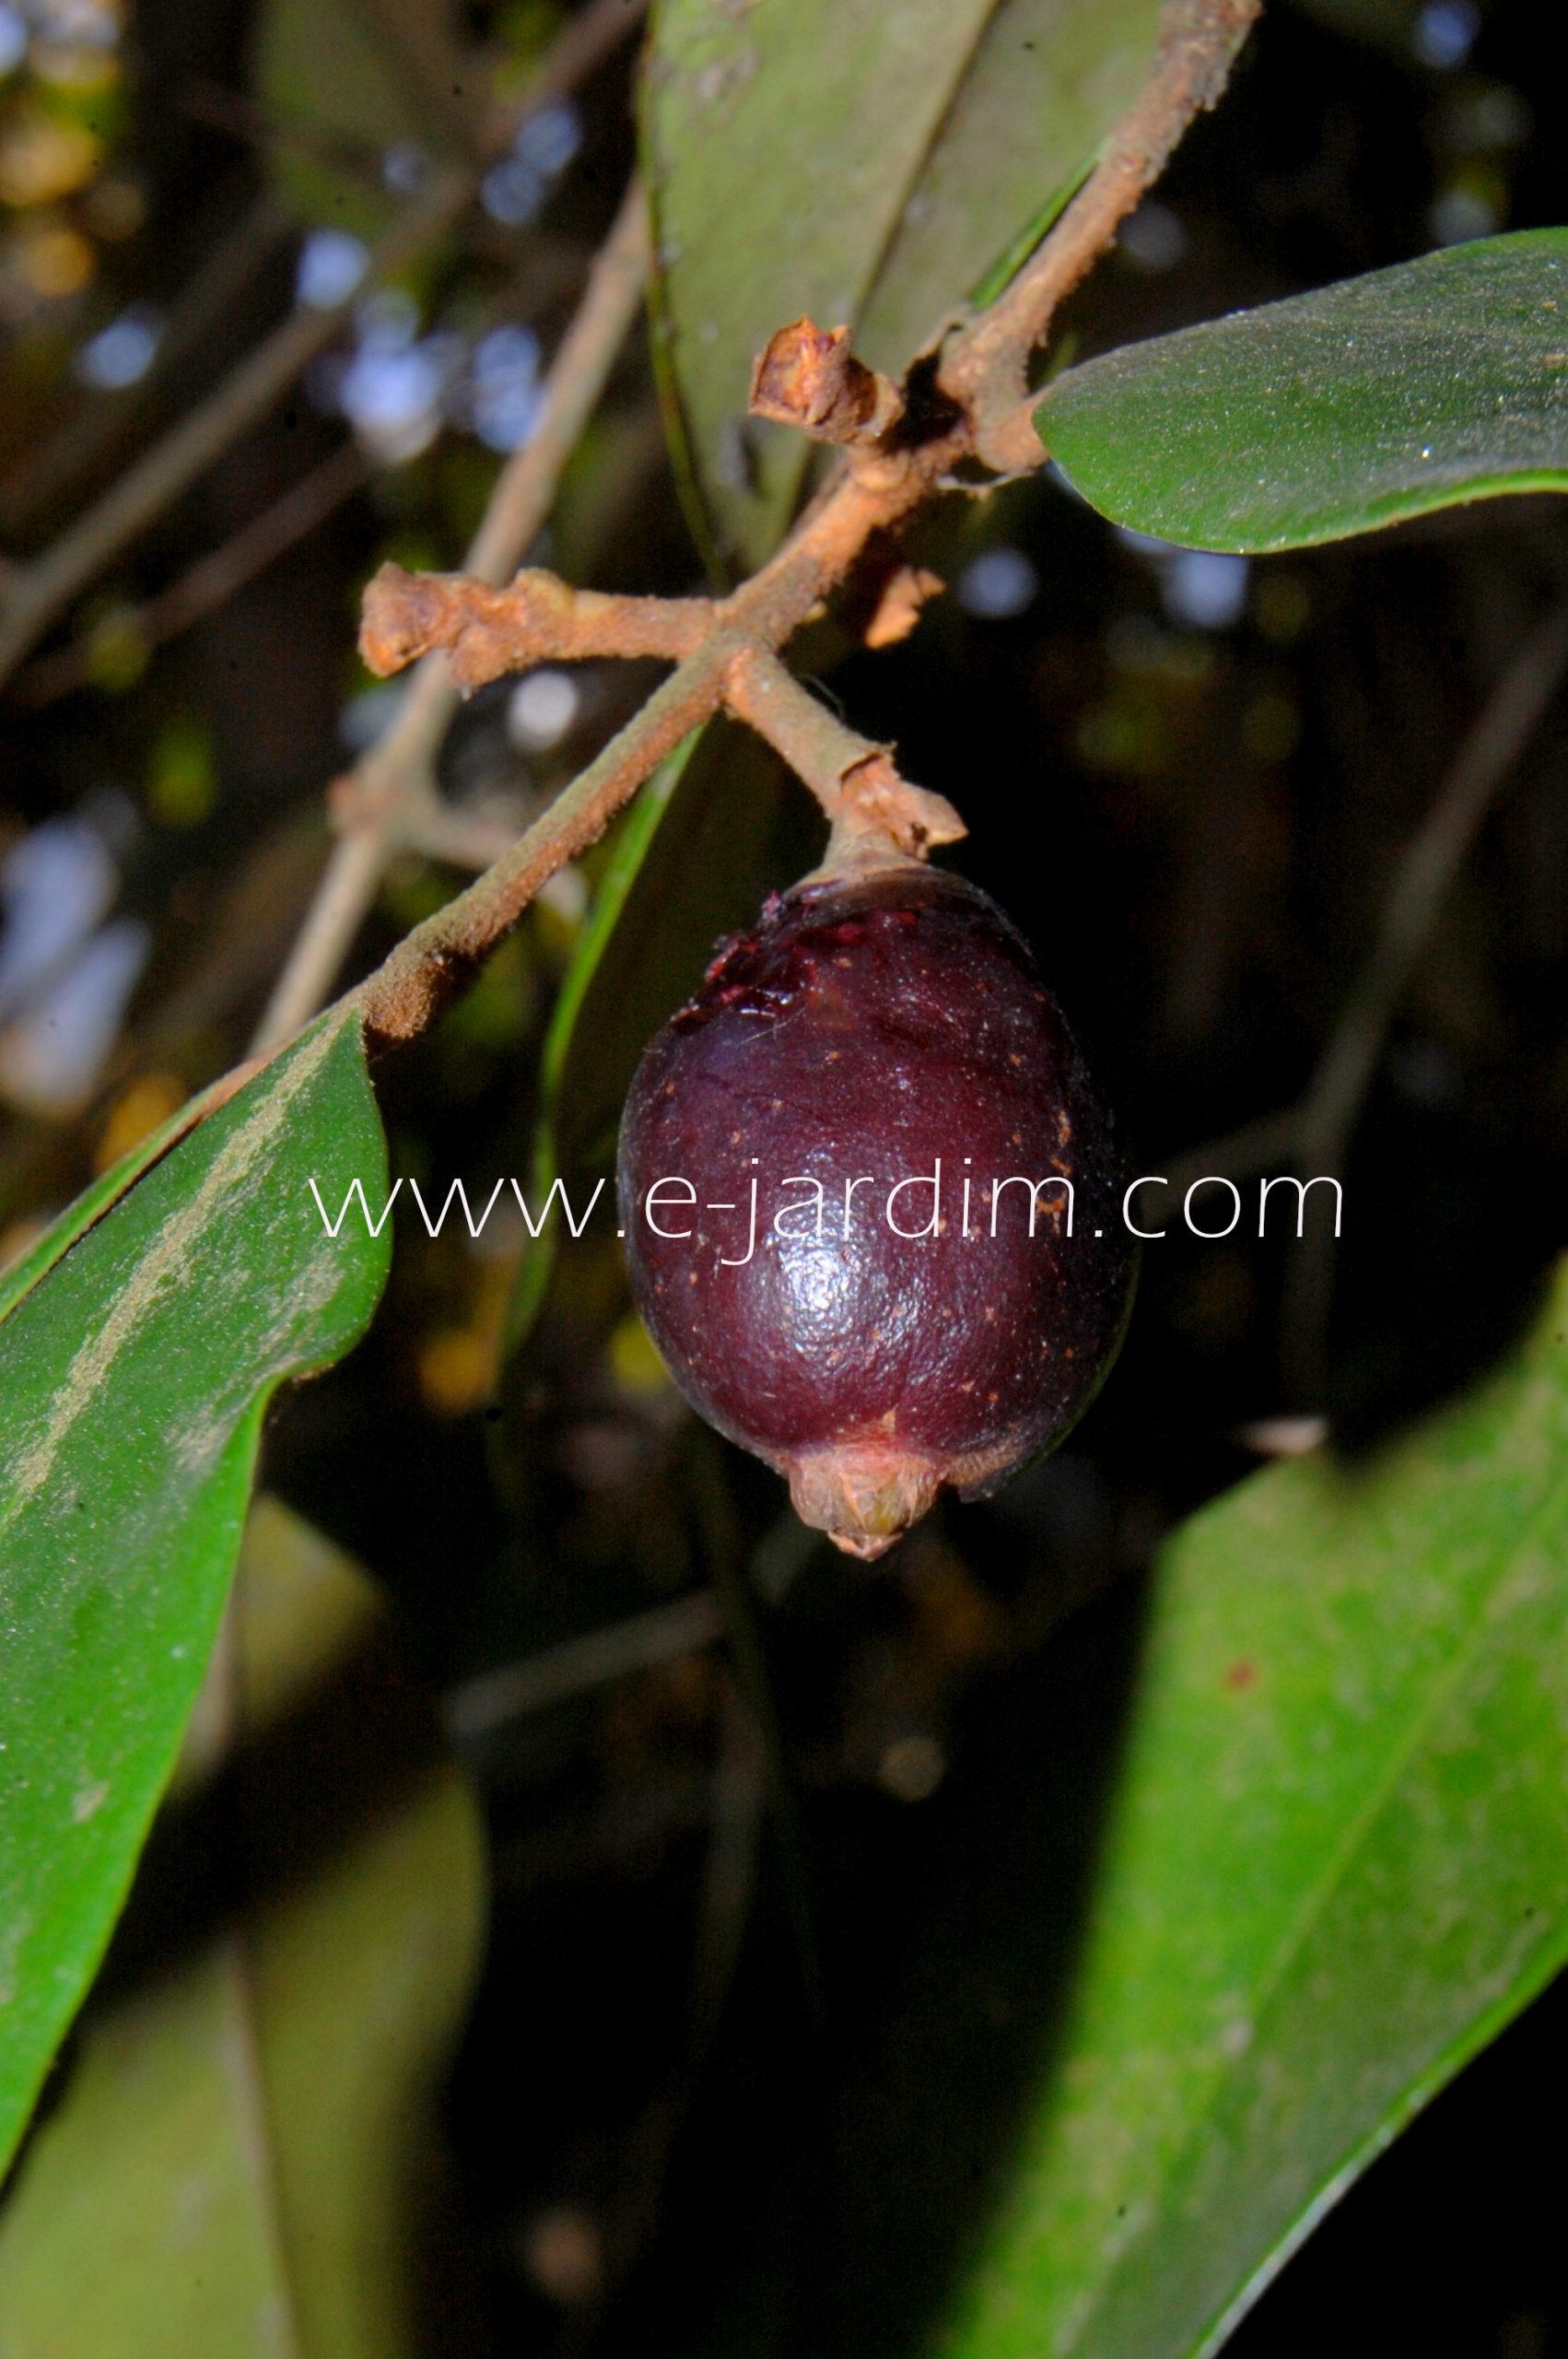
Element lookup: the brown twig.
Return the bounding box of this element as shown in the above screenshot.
[356,652,725,1043]
[0,0,650,693]
[360,565,713,683]
[0,163,470,693]
[252,0,1256,1057]
[248,173,651,1058]
[1167,599,1568,1199]
[1156,602,1568,1407]
[350,437,976,1040]
[941,0,1262,470]
[722,648,965,866]
[14,441,372,709]
[0,191,296,544]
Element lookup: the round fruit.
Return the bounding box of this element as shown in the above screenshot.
[616,857,1135,1558]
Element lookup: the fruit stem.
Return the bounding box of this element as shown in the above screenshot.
[205,1,1258,1076]
[723,647,965,866]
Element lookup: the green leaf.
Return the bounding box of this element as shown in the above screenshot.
[0,1496,485,2357]
[855,2,1159,377]
[643,0,1162,573]
[965,149,1099,316]
[0,1074,239,1330]
[0,1015,390,2177]
[505,722,791,1360]
[940,1261,1568,2359]
[1038,229,1568,552]
[507,735,700,1354]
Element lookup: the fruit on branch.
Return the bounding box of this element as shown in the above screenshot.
[617,854,1136,1559]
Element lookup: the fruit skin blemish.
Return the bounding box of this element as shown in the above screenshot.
[617,859,1136,1558]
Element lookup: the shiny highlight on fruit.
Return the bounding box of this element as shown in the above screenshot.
[616,859,1136,1557]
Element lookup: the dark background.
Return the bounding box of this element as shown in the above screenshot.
[2,0,1565,2351]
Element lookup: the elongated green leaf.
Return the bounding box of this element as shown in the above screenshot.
[1039,229,1568,552]
[858,1,1159,372]
[0,1496,485,2357]
[507,736,699,1354]
[941,1261,1568,2359]
[504,722,790,1362]
[0,1015,390,2176]
[643,0,1162,572]
[0,1073,240,1330]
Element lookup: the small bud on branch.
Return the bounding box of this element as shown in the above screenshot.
[749,318,905,448]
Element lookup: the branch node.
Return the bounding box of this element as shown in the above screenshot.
[268,1,1260,1063]
[977,405,1050,477]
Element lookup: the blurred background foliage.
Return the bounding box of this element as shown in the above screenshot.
[1,0,1566,2352]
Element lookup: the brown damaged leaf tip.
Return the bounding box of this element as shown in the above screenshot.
[750,317,903,446]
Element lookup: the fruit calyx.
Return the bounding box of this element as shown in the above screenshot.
[785,1443,941,1562]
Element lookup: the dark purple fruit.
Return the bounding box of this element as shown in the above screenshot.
[616,858,1135,1557]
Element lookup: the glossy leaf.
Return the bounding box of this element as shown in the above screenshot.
[0,1496,485,2357]
[940,1262,1568,2359]
[1039,229,1568,551]
[644,0,1162,572]
[855,0,1162,379]
[0,1015,390,2176]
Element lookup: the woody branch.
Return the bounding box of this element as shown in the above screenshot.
[313,0,1260,1051]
